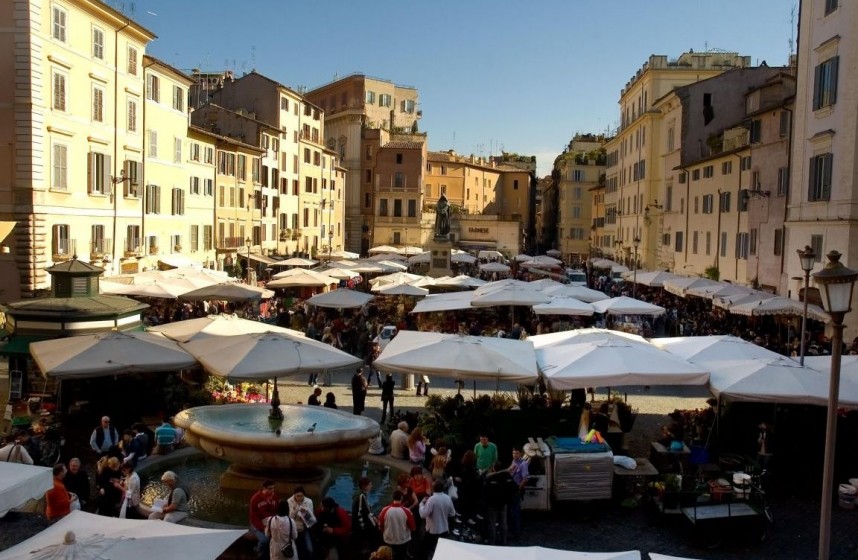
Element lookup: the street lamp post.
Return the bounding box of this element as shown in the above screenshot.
[812,250,858,560]
[798,245,817,366]
[633,236,640,300]
[245,237,252,284]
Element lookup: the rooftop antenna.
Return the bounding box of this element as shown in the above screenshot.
[789,3,797,60]
[250,45,257,71]
[129,2,135,17]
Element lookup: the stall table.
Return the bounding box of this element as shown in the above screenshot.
[613,457,659,499]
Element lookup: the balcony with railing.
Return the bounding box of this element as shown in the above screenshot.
[90,238,113,259]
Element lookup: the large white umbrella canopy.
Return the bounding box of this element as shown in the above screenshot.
[542,285,610,303]
[410,276,438,288]
[378,283,429,297]
[611,264,630,273]
[434,275,486,289]
[712,289,777,310]
[590,258,620,269]
[375,260,409,272]
[801,355,858,376]
[451,252,477,264]
[663,277,722,297]
[479,262,511,273]
[473,279,533,295]
[149,314,305,342]
[0,463,52,518]
[514,254,534,262]
[728,296,829,322]
[368,245,398,254]
[690,282,754,300]
[537,338,709,390]
[179,282,273,301]
[0,510,245,560]
[266,270,337,288]
[653,335,783,363]
[529,255,563,266]
[528,278,566,291]
[368,252,406,262]
[408,252,431,264]
[275,257,318,267]
[591,296,666,316]
[396,245,424,256]
[528,328,649,350]
[349,262,385,273]
[374,331,539,383]
[322,267,360,280]
[626,270,680,287]
[182,331,362,379]
[326,249,359,259]
[306,288,374,308]
[681,279,729,298]
[30,332,198,379]
[369,271,424,289]
[100,280,188,299]
[471,285,551,307]
[704,357,858,406]
[432,539,641,560]
[410,291,475,313]
[532,297,595,316]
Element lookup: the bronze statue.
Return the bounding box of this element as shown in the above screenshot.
[434,193,450,238]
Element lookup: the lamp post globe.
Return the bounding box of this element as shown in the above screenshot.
[797,245,816,366]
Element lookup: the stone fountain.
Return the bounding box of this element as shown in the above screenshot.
[174,403,380,495]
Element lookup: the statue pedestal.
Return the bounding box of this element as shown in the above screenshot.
[427,237,453,278]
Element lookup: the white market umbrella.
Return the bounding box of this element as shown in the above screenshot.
[471,285,551,307]
[408,252,431,264]
[531,255,563,266]
[545,249,562,257]
[275,257,318,267]
[326,249,359,260]
[322,268,360,280]
[378,283,429,297]
[0,463,52,518]
[801,355,858,376]
[411,291,475,313]
[532,297,595,316]
[0,510,244,560]
[410,276,438,288]
[514,254,534,262]
[432,539,641,560]
[368,253,406,262]
[349,262,385,274]
[179,282,272,301]
[663,276,722,297]
[100,280,188,299]
[375,260,409,272]
[368,245,398,254]
[653,335,783,363]
[397,245,424,256]
[728,296,829,322]
[712,289,777,310]
[704,357,858,406]
[479,262,511,273]
[451,252,477,264]
[542,284,609,303]
[369,271,424,289]
[374,331,539,383]
[528,328,650,350]
[30,332,198,379]
[307,288,375,309]
[473,279,532,295]
[537,338,709,390]
[149,314,305,343]
[528,278,565,291]
[682,280,729,298]
[182,331,362,379]
[691,282,754,300]
[434,275,486,289]
[591,296,665,316]
[590,258,620,269]
[611,264,630,273]
[266,270,337,288]
[627,270,680,287]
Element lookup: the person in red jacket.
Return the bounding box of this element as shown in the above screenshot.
[315,496,351,560]
[249,480,279,559]
[45,464,75,521]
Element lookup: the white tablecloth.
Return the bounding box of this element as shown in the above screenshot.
[0,462,53,517]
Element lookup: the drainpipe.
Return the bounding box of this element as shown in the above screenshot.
[715,188,722,272]
[140,58,155,265]
[111,19,130,274]
[779,106,793,279]
[681,166,690,263]
[734,153,744,281]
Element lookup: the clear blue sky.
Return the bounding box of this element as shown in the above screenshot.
[115,0,796,177]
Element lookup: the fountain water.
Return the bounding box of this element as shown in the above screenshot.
[175,403,380,496]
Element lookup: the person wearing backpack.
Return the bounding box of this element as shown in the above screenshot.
[266,499,298,560]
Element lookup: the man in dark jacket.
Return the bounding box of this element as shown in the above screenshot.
[482,461,517,545]
[351,367,368,415]
[380,374,395,423]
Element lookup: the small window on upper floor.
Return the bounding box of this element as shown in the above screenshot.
[396,153,403,164]
[825,0,838,15]
[172,85,184,112]
[92,27,105,60]
[52,5,67,43]
[128,46,138,76]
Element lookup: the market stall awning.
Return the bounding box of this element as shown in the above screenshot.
[306,288,374,308]
[410,291,474,313]
[0,463,53,518]
[590,296,665,316]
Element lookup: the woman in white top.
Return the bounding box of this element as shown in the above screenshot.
[115,462,141,518]
[287,486,317,560]
[266,499,298,560]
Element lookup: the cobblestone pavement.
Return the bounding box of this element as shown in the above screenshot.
[2,372,857,558]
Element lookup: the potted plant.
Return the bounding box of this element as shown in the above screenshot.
[663,474,681,510]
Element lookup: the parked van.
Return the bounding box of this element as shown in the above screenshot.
[565,269,587,287]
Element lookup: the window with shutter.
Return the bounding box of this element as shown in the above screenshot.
[127,98,137,131]
[128,46,138,75]
[52,144,68,190]
[53,72,67,111]
[92,87,104,122]
[808,153,833,201]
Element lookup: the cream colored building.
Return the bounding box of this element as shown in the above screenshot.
[306,75,421,254]
[204,71,344,260]
[603,51,752,270]
[786,0,858,337]
[138,55,216,270]
[552,135,605,264]
[0,0,156,294]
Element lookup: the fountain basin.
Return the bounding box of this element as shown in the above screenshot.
[175,403,380,474]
